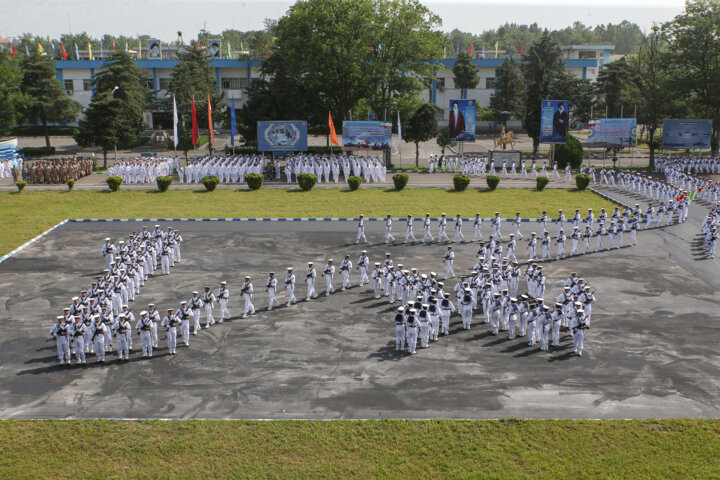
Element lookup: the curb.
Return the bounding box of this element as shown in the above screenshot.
[0,219,69,265]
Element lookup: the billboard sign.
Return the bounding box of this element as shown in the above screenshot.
[448,99,476,142]
[257,121,308,152]
[661,119,712,150]
[587,118,637,147]
[147,40,162,59]
[540,100,569,144]
[342,121,392,151]
[208,39,222,58]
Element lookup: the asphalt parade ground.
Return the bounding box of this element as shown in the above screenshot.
[1,204,719,419]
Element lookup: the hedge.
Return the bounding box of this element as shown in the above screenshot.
[536,176,550,191]
[392,173,409,191]
[66,179,75,191]
[15,181,27,192]
[347,175,362,191]
[453,174,470,192]
[486,175,500,191]
[19,146,56,157]
[201,175,220,191]
[297,173,317,191]
[11,126,78,136]
[575,173,591,191]
[123,135,151,149]
[106,176,123,192]
[555,134,584,170]
[246,173,264,190]
[156,176,173,192]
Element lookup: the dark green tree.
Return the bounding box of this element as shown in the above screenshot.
[402,102,441,166]
[0,51,25,136]
[596,57,634,118]
[74,51,151,166]
[522,31,564,158]
[20,52,81,147]
[550,71,595,128]
[436,126,456,160]
[490,57,525,128]
[452,51,479,99]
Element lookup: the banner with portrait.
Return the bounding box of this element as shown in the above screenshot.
[661,119,712,150]
[147,40,162,59]
[257,121,308,152]
[342,121,392,151]
[540,100,569,144]
[448,99,476,142]
[208,39,222,58]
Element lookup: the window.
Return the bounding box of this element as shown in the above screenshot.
[485,78,496,89]
[221,77,247,90]
[158,78,171,90]
[145,79,155,90]
[579,50,597,59]
[64,80,74,93]
[436,77,446,92]
[82,79,92,91]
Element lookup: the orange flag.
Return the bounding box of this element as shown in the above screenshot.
[207,94,214,145]
[328,111,339,146]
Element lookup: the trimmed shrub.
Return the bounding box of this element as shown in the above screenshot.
[347,175,362,191]
[486,175,500,191]
[19,146,56,157]
[246,173,264,190]
[575,173,591,191]
[392,173,409,191]
[106,176,123,192]
[536,176,550,191]
[156,176,173,192]
[201,175,220,192]
[297,173,317,191]
[15,181,27,192]
[67,179,75,191]
[453,174,470,192]
[555,134,584,170]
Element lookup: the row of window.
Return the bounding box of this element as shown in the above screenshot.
[62,77,250,93]
[428,77,496,92]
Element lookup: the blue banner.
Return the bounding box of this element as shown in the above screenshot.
[448,99,476,142]
[661,119,712,150]
[257,121,308,152]
[342,121,392,151]
[587,118,637,147]
[540,100,569,144]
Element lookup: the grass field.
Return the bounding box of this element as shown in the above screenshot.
[1,419,719,479]
[0,188,613,257]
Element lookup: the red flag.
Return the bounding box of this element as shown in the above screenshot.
[207,94,214,145]
[61,43,67,60]
[676,193,686,202]
[11,43,15,59]
[191,98,198,146]
[112,41,116,51]
[520,42,523,58]
[468,43,473,56]
[328,111,339,146]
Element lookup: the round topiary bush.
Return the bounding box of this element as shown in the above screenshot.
[554,134,584,170]
[297,173,317,191]
[201,175,220,192]
[347,175,362,191]
[486,175,500,191]
[453,174,470,192]
[575,173,591,191]
[156,176,173,192]
[392,173,409,191]
[536,176,550,191]
[106,176,123,192]
[66,179,75,191]
[246,173,264,190]
[15,181,27,192]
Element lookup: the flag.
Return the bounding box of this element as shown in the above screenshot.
[520,42,524,58]
[240,41,244,53]
[468,43,473,56]
[60,43,67,60]
[482,42,486,59]
[328,111,339,146]
[51,43,55,57]
[689,190,698,201]
[676,193,686,202]
[88,43,93,60]
[37,42,44,54]
[75,43,79,60]
[397,111,402,149]
[172,95,178,150]
[25,44,29,56]
[191,98,198,146]
[443,46,446,58]
[100,42,104,59]
[138,40,141,58]
[227,41,231,58]
[230,98,237,147]
[112,41,116,51]
[494,41,499,58]
[207,94,214,145]
[11,43,15,59]
[125,42,128,52]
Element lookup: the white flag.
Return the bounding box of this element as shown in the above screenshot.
[397,111,402,149]
[172,95,178,150]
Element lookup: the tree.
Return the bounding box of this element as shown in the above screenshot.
[402,102,441,166]
[490,57,525,128]
[550,71,594,128]
[664,0,720,154]
[0,51,25,136]
[522,31,564,158]
[596,57,634,118]
[436,126,456,160]
[452,51,479,99]
[19,52,81,147]
[74,51,151,166]
[167,43,225,148]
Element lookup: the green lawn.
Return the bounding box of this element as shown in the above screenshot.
[0,188,614,257]
[1,419,719,479]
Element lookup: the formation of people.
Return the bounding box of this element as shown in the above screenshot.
[106,158,174,184]
[283,154,387,184]
[177,155,265,184]
[0,158,18,181]
[425,155,574,182]
[50,225,183,365]
[22,158,92,184]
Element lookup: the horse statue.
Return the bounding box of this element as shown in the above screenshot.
[493,129,516,150]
